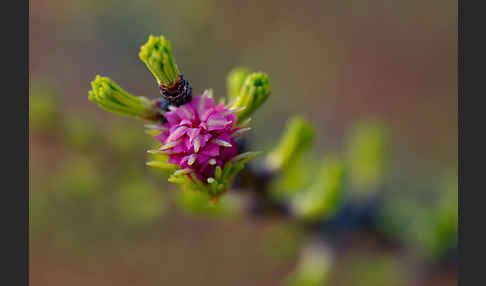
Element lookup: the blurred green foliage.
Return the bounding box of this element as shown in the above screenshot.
[380,174,458,260]
[117,178,166,225]
[332,255,407,286]
[268,119,389,224]
[411,175,458,259]
[269,153,318,201]
[345,120,389,199]
[291,155,345,222]
[62,114,102,152]
[266,115,315,172]
[106,119,151,156]
[29,84,60,132]
[261,223,304,262]
[284,243,333,286]
[56,157,102,200]
[176,189,240,218]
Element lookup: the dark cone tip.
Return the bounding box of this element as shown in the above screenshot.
[159,74,192,107]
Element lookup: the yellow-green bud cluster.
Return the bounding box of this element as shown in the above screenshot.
[226,67,251,101]
[139,35,180,85]
[230,71,271,125]
[88,75,154,120]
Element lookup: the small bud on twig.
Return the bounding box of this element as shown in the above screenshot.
[139,35,192,107]
[88,75,161,121]
[139,35,180,85]
[226,67,251,101]
[231,72,271,125]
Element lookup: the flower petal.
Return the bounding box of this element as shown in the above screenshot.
[181,154,197,166]
[167,126,188,142]
[153,131,169,143]
[168,154,184,165]
[216,133,232,142]
[175,104,195,121]
[196,154,210,165]
[224,113,237,128]
[172,140,188,153]
[206,113,231,131]
[192,93,213,119]
[187,128,201,143]
[165,111,181,125]
[220,145,238,161]
[213,139,232,147]
[200,133,212,148]
[193,136,201,153]
[179,119,193,126]
[201,143,220,157]
[199,106,215,123]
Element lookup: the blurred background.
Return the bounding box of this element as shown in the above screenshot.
[30,0,457,285]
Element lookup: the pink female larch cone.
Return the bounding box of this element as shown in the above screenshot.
[153,91,244,182]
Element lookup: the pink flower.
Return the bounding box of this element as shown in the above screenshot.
[153,91,242,182]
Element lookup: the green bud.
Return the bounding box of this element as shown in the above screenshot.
[226,67,251,101]
[88,75,157,121]
[291,155,345,221]
[231,72,271,124]
[139,35,180,85]
[266,115,315,171]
